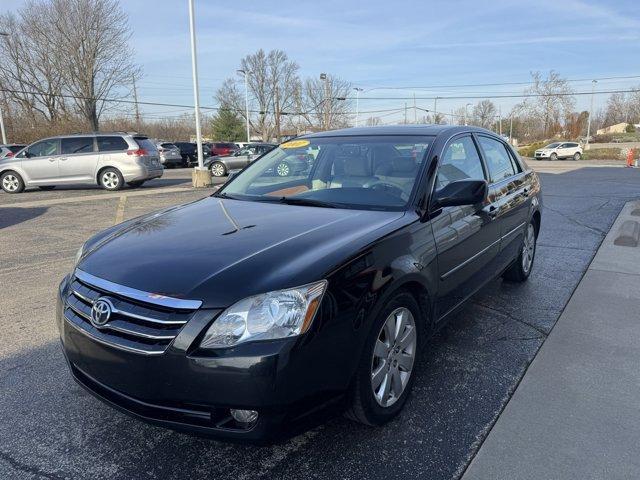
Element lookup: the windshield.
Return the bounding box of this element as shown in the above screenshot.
[544,143,561,148]
[218,135,434,210]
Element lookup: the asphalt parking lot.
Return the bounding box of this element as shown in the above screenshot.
[1,161,640,480]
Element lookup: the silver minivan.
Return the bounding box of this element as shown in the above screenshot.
[0,133,163,193]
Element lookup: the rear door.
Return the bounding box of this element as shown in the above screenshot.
[20,139,61,183]
[431,134,502,320]
[476,134,530,267]
[58,136,97,182]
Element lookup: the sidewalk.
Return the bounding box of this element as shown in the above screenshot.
[462,200,640,480]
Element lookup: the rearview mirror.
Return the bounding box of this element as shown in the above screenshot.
[432,179,488,209]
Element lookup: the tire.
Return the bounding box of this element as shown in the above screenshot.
[549,153,558,161]
[210,161,227,177]
[1,171,25,193]
[38,186,56,190]
[573,152,581,161]
[345,291,422,426]
[99,167,124,191]
[127,180,145,188]
[503,221,537,282]
[276,161,291,177]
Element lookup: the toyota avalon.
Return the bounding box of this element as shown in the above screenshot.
[57,125,542,442]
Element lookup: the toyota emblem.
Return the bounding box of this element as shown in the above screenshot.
[90,298,113,328]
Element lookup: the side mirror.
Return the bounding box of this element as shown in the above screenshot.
[432,179,488,209]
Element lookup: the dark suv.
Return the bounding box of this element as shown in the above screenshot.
[58,125,541,442]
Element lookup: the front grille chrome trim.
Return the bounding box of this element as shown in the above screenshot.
[74,268,202,310]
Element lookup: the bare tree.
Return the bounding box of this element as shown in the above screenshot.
[300,75,352,131]
[471,100,497,129]
[515,71,575,137]
[603,92,628,126]
[0,9,68,123]
[45,0,139,130]
[366,116,381,126]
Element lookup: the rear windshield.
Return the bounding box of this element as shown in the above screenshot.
[97,136,129,152]
[134,137,158,153]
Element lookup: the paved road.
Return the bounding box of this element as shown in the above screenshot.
[1,163,639,480]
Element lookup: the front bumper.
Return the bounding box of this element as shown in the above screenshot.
[56,276,347,442]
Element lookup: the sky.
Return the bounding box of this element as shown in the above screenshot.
[2,0,640,124]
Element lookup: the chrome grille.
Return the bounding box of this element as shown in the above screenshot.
[63,269,201,355]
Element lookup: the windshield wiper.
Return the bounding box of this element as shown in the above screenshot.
[215,192,244,200]
[278,197,337,208]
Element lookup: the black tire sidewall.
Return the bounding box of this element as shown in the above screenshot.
[352,292,423,425]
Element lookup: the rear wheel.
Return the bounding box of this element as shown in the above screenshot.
[346,292,422,426]
[99,168,124,191]
[573,152,581,161]
[503,221,537,282]
[1,171,25,193]
[210,162,226,177]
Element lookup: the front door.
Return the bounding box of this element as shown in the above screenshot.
[58,136,97,182]
[431,134,501,320]
[20,138,61,183]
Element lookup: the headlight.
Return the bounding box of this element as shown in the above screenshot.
[200,280,328,349]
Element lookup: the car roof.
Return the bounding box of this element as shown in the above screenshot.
[301,124,494,139]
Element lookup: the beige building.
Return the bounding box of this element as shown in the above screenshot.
[597,122,630,135]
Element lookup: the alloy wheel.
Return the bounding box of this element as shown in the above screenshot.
[370,307,417,408]
[276,162,290,176]
[522,223,536,273]
[2,174,20,192]
[102,171,119,189]
[211,163,225,177]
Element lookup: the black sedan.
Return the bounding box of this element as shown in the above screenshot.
[57,125,541,443]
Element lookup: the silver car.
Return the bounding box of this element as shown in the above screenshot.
[0,133,163,193]
[204,143,277,177]
[155,142,183,168]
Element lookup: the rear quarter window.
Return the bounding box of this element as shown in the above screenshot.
[97,136,129,152]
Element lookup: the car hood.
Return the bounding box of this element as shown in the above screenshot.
[78,196,407,307]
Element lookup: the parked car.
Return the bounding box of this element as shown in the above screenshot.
[155,142,183,168]
[204,143,276,177]
[0,144,27,158]
[173,142,211,167]
[57,125,541,442]
[209,142,238,157]
[0,133,162,193]
[534,142,582,160]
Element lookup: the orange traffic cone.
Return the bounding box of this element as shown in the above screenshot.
[627,148,635,168]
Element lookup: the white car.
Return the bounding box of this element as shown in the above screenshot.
[534,142,582,161]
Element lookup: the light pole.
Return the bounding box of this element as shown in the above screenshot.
[237,69,250,143]
[320,73,329,130]
[464,103,472,126]
[187,0,209,187]
[585,79,597,149]
[0,32,9,144]
[354,87,363,127]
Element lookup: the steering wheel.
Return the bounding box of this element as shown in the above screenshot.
[367,181,409,201]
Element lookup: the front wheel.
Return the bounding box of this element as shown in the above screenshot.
[345,292,422,426]
[99,168,124,191]
[549,153,558,161]
[503,221,537,282]
[1,171,25,193]
[573,152,581,161]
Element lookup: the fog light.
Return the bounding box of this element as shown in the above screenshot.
[230,409,258,424]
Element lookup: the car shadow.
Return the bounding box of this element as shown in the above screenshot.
[0,207,48,229]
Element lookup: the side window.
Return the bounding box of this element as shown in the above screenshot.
[28,139,59,157]
[97,136,129,152]
[436,135,485,189]
[61,137,94,155]
[478,136,517,183]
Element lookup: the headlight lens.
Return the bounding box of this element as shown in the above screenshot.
[200,280,328,348]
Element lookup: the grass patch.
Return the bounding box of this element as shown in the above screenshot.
[518,141,547,157]
[582,148,622,160]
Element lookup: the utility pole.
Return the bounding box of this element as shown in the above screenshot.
[320,73,329,130]
[132,74,141,132]
[274,84,281,143]
[585,79,597,149]
[465,103,472,126]
[354,87,363,127]
[237,70,251,143]
[498,106,502,136]
[0,32,9,143]
[187,0,209,186]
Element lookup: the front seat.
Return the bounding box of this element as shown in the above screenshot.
[330,154,376,188]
